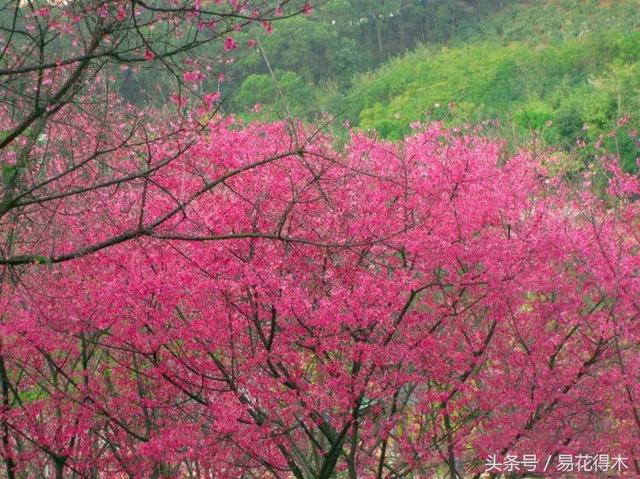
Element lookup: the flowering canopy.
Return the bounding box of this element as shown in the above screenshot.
[1,118,638,477]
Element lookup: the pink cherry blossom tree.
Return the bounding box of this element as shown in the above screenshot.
[0,2,639,479]
[0,0,313,265]
[2,118,639,477]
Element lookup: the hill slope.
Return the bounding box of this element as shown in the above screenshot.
[344,0,640,171]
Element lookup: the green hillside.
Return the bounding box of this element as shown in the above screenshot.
[343,0,640,171]
[225,0,640,172]
[458,0,640,42]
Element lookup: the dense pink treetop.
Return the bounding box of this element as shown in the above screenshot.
[1,116,639,477]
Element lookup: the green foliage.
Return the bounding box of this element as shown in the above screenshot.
[459,0,640,43]
[232,70,320,120]
[2,163,17,186]
[514,100,554,131]
[224,0,509,114]
[232,17,366,86]
[225,0,640,172]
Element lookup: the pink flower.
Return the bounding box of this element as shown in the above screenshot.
[169,94,188,107]
[247,39,256,48]
[223,37,237,51]
[262,21,273,34]
[183,70,205,83]
[204,92,221,109]
[302,3,313,15]
[144,48,155,61]
[116,6,126,21]
[617,115,630,127]
[595,137,603,149]
[33,8,50,17]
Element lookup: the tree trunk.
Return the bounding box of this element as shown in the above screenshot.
[0,354,16,479]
